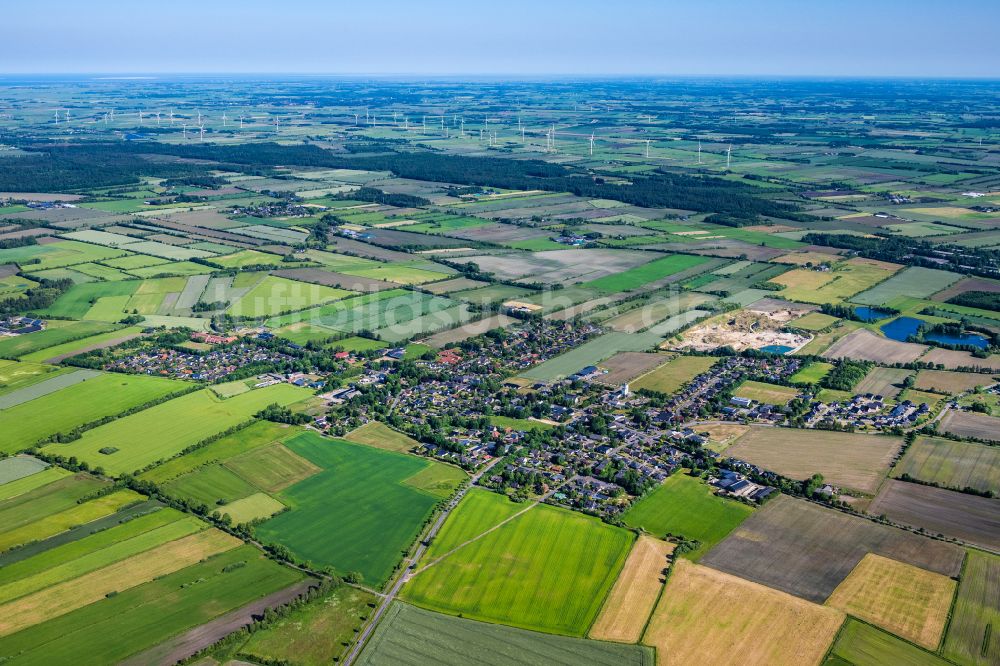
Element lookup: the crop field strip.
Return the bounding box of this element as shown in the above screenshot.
[943,550,1000,666]
[358,602,654,666]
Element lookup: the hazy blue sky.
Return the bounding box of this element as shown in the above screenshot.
[5,0,998,76]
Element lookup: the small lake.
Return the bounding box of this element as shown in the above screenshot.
[759,344,794,354]
[855,306,893,322]
[880,317,924,342]
[924,332,990,349]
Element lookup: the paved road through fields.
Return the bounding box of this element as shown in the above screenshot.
[342,457,500,666]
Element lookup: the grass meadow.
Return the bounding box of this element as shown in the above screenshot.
[622,474,753,560]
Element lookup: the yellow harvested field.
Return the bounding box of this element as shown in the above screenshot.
[825,553,955,650]
[907,206,978,219]
[699,423,750,453]
[773,251,842,265]
[0,529,240,636]
[643,559,843,666]
[590,536,674,643]
[770,268,835,291]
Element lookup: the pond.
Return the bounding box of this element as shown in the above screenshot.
[854,306,893,322]
[880,317,924,342]
[924,331,989,349]
[758,344,794,354]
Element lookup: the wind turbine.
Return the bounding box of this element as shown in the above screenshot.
[196,110,202,126]
[239,115,245,129]
[354,113,359,126]
[460,117,465,137]
[222,112,228,127]
[169,109,174,124]
[726,144,732,169]
[199,124,205,142]
[645,140,651,159]
[182,123,188,140]
[155,112,161,127]
[697,140,702,164]
[589,133,595,156]
[138,111,143,125]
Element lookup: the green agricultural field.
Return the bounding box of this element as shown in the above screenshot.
[622,474,753,560]
[127,261,211,278]
[631,355,717,394]
[228,275,353,318]
[209,249,285,268]
[0,510,205,604]
[0,240,126,272]
[256,433,459,585]
[221,442,320,494]
[943,550,1000,666]
[454,284,536,305]
[273,321,339,345]
[0,545,303,666]
[825,618,949,666]
[43,384,310,475]
[0,360,66,397]
[101,254,171,270]
[359,602,654,666]
[891,436,1000,494]
[419,489,525,560]
[37,281,141,319]
[164,464,259,507]
[488,415,554,432]
[789,361,834,385]
[346,264,452,285]
[0,489,141,553]
[236,584,378,666]
[0,467,72,502]
[0,473,107,536]
[0,373,188,454]
[582,254,708,293]
[852,266,962,306]
[17,326,143,364]
[0,320,118,358]
[138,420,296,485]
[327,335,389,352]
[402,500,633,636]
[733,380,800,405]
[401,463,467,499]
[791,312,840,331]
[346,421,421,452]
